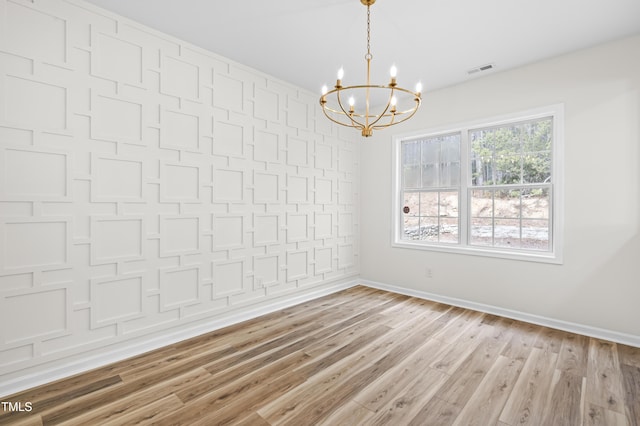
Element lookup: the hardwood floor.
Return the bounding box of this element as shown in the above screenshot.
[1,286,639,425]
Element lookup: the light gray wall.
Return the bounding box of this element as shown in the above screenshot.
[360,35,640,338]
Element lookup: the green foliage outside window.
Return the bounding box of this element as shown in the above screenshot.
[471,118,552,192]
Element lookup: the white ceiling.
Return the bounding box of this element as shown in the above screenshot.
[83,0,640,95]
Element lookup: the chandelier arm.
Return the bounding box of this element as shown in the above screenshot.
[373,85,421,118]
[363,86,395,130]
[321,87,420,118]
[321,94,369,130]
[321,104,365,130]
[387,85,419,97]
[373,97,422,130]
[320,85,421,134]
[386,105,398,126]
[320,99,370,120]
[335,89,366,131]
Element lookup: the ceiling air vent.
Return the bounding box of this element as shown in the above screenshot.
[468,63,495,75]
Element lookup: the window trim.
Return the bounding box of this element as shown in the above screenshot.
[391,104,564,264]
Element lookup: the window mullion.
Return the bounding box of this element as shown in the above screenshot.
[418,141,423,220]
[460,130,470,245]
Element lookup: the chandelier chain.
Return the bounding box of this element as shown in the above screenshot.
[366,5,372,60]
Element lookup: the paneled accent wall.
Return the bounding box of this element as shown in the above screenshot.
[0,0,359,391]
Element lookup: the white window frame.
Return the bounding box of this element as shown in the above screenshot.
[391,104,564,264]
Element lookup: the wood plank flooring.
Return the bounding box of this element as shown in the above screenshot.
[1,286,639,425]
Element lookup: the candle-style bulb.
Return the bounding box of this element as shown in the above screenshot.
[390,96,397,106]
[348,96,355,107]
[416,81,423,94]
[389,65,398,87]
[321,85,328,95]
[337,67,344,80]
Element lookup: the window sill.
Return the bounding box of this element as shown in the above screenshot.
[391,240,563,264]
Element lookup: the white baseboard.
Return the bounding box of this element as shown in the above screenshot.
[360,279,640,348]
[0,279,358,398]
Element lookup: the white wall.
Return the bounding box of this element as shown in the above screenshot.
[0,0,359,394]
[361,35,640,341]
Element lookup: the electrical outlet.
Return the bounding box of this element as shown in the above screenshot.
[425,267,433,279]
[255,277,264,289]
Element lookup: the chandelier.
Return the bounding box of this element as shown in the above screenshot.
[319,0,422,137]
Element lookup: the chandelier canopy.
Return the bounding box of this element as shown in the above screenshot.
[319,0,422,137]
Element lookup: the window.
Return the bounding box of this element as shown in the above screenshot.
[392,105,563,263]
[401,133,461,244]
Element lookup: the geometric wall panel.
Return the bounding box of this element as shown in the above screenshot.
[0,125,32,146]
[161,267,200,310]
[0,0,359,388]
[315,178,332,204]
[287,213,308,243]
[4,1,66,64]
[0,201,32,217]
[213,216,243,249]
[0,272,32,292]
[214,121,243,157]
[287,99,307,129]
[91,275,143,326]
[5,76,66,131]
[0,345,32,368]
[160,216,200,256]
[339,180,353,205]
[339,243,355,269]
[314,247,333,274]
[213,260,244,296]
[92,32,142,85]
[253,255,279,287]
[254,172,278,203]
[254,130,279,163]
[0,49,31,76]
[315,112,333,137]
[315,144,333,169]
[91,94,142,144]
[339,213,353,237]
[162,110,199,151]
[1,147,69,200]
[1,287,67,343]
[286,251,308,282]
[214,74,243,112]
[254,88,278,122]
[161,56,199,100]
[213,169,243,202]
[339,148,354,172]
[91,217,143,264]
[254,214,279,246]
[315,213,333,239]
[1,219,69,271]
[287,176,308,204]
[162,163,200,202]
[287,136,308,166]
[92,155,143,202]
